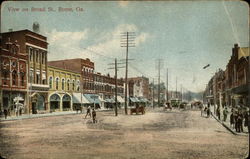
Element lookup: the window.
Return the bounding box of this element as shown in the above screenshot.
[67,79,70,91]
[49,77,53,89]
[29,48,32,61]
[56,78,59,90]
[72,80,75,91]
[36,73,40,84]
[36,50,39,62]
[77,80,80,91]
[21,72,25,86]
[12,70,17,86]
[62,79,65,90]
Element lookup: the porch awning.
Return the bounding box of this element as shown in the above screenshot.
[130,97,140,103]
[117,96,125,103]
[83,94,100,104]
[105,98,115,103]
[73,93,90,104]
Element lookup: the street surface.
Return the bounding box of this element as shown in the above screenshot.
[0,108,248,159]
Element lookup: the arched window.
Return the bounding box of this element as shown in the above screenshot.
[77,80,80,91]
[12,70,17,86]
[49,77,53,89]
[62,79,65,90]
[72,80,75,91]
[56,78,59,90]
[67,79,70,91]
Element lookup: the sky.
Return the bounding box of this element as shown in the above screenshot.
[1,1,249,93]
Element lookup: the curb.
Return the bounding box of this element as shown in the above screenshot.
[211,113,237,135]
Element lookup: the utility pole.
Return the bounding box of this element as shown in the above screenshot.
[108,59,125,116]
[181,84,183,102]
[166,68,168,102]
[156,59,163,107]
[152,78,155,109]
[115,59,118,116]
[121,32,135,115]
[176,77,177,99]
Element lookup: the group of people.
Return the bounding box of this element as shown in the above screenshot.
[229,107,249,133]
[84,106,97,123]
[200,103,211,118]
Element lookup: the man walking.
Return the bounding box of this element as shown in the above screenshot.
[85,106,91,118]
[92,108,97,123]
[3,108,8,119]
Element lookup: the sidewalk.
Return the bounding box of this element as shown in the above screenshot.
[0,108,114,121]
[209,105,248,136]
[0,111,79,121]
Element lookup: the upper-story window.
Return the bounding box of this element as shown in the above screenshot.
[20,72,25,86]
[36,50,39,62]
[29,48,33,61]
[62,79,65,90]
[56,78,59,90]
[67,79,70,91]
[49,77,53,89]
[12,70,17,86]
[77,80,80,91]
[72,80,75,91]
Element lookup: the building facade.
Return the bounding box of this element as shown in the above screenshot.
[204,43,249,108]
[48,65,81,112]
[1,29,49,114]
[1,36,28,115]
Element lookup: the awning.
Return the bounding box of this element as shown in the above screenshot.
[130,97,140,103]
[138,97,148,103]
[105,98,115,103]
[73,93,90,104]
[83,94,100,104]
[117,96,125,103]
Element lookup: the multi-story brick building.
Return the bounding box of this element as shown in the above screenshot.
[48,58,95,94]
[1,29,49,114]
[204,43,249,108]
[1,36,28,115]
[48,58,125,109]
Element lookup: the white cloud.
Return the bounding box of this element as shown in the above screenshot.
[45,24,150,78]
[46,29,89,60]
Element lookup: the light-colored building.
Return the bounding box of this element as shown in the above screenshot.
[48,65,81,112]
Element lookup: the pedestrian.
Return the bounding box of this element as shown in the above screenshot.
[244,111,248,129]
[85,106,91,118]
[238,111,244,132]
[207,105,210,118]
[92,108,96,123]
[223,107,229,122]
[199,104,203,116]
[216,106,221,120]
[3,108,8,119]
[230,113,235,128]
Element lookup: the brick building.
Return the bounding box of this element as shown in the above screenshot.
[1,35,28,115]
[204,43,249,108]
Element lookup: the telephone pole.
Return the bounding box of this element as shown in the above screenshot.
[176,77,178,99]
[156,59,163,107]
[166,68,168,102]
[108,59,125,116]
[152,78,155,109]
[121,32,135,115]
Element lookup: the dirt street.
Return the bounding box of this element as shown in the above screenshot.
[0,108,248,159]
